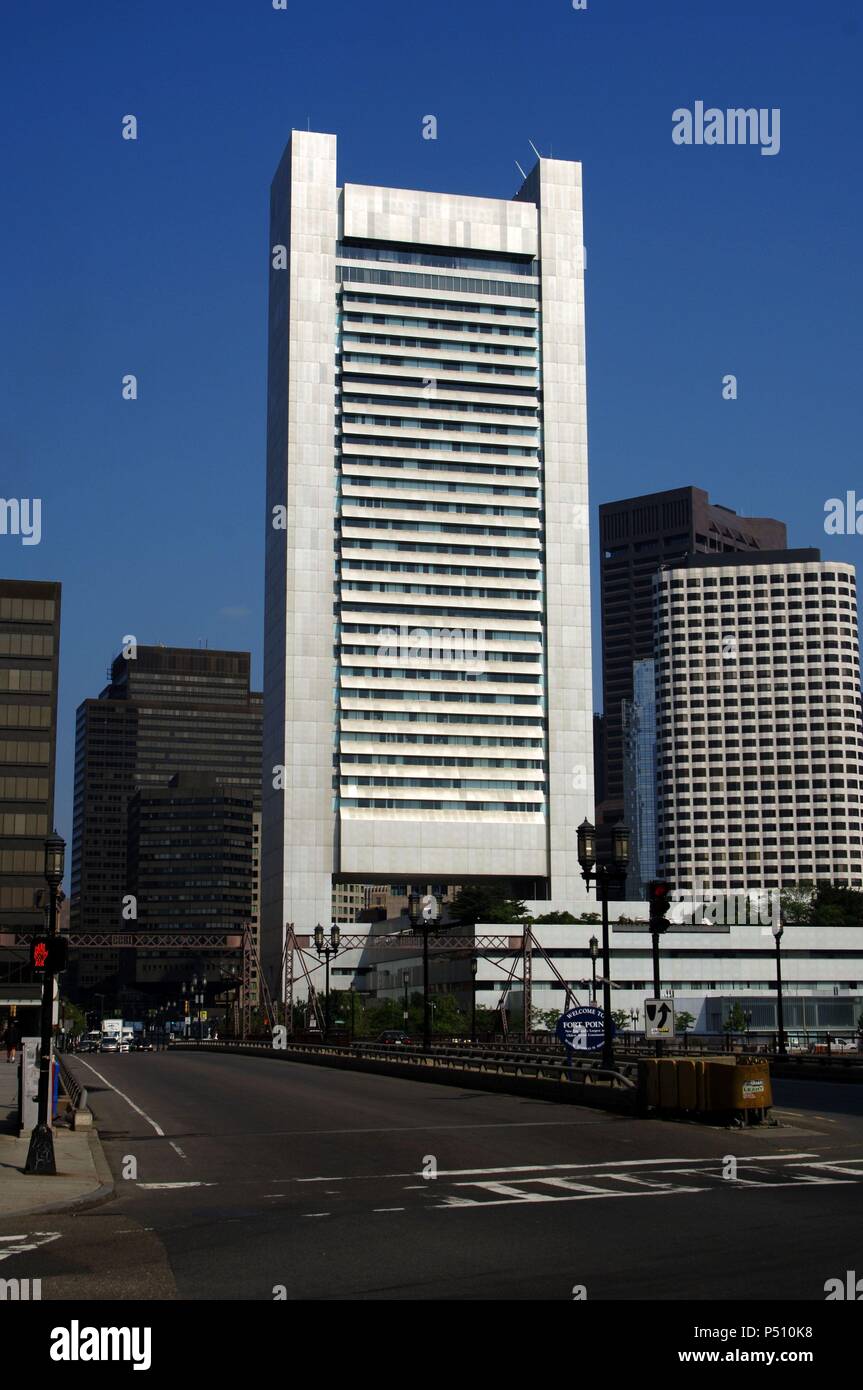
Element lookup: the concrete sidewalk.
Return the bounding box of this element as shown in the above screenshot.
[0,1058,113,1218]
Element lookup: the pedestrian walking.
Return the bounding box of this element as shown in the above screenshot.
[3,1015,22,1063]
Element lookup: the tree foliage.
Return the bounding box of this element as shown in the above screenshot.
[447,883,527,927]
[722,1002,749,1033]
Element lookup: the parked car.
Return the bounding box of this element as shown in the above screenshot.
[99,1036,120,1053]
[376,1029,413,1047]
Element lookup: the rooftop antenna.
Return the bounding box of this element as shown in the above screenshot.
[528,139,542,162]
[514,159,527,180]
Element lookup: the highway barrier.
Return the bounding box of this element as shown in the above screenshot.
[174,1040,640,1112]
[638,1056,772,1124]
[58,1055,93,1130]
[173,1040,775,1122]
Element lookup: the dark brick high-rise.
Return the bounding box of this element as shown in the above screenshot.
[599,488,786,823]
[70,647,262,1000]
[0,580,61,1026]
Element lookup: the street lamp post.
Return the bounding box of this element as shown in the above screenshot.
[577,819,630,1070]
[25,832,66,1176]
[470,957,478,1040]
[589,935,599,1005]
[403,970,410,1028]
[773,921,787,1056]
[313,923,340,1041]
[409,891,432,1052]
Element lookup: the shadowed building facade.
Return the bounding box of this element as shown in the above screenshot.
[0,580,61,1030]
[69,647,262,1004]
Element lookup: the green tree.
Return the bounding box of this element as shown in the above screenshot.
[533,910,578,925]
[812,884,863,926]
[448,883,527,927]
[611,1009,633,1032]
[780,881,815,925]
[675,1011,696,1034]
[60,998,87,1034]
[722,1002,748,1033]
[577,912,601,924]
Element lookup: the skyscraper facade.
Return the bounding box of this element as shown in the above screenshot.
[654,550,863,891]
[622,658,657,898]
[0,580,61,1024]
[599,487,787,823]
[70,647,262,999]
[263,132,594,973]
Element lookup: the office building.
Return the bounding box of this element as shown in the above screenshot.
[70,646,262,1001]
[621,658,657,897]
[599,487,787,823]
[654,549,863,891]
[263,131,594,978]
[0,579,61,1028]
[125,772,255,991]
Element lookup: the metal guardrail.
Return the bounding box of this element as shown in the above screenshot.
[173,1038,638,1096]
[58,1055,88,1112]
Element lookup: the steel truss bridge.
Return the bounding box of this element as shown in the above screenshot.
[11,922,574,1040]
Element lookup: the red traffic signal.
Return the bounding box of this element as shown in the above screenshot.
[647,880,673,933]
[30,936,68,973]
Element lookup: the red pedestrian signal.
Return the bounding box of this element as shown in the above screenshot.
[29,937,68,973]
[647,880,672,933]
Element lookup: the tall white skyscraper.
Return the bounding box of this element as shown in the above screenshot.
[262,131,594,978]
[655,549,863,891]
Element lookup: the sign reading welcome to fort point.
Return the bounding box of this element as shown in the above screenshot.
[555,1005,612,1052]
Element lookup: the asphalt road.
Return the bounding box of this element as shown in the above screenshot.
[2,1052,862,1301]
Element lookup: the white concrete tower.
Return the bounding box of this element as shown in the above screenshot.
[262,132,594,984]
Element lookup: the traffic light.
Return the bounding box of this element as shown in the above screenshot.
[647,880,672,933]
[29,936,68,973]
[48,937,68,973]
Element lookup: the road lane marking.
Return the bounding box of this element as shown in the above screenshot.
[423,1153,819,1179]
[169,1142,187,1159]
[137,1182,216,1190]
[438,1186,706,1209]
[72,1059,165,1136]
[302,1212,330,1218]
[373,1207,406,1212]
[0,1232,61,1262]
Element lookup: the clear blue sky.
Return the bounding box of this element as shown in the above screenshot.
[2,0,861,853]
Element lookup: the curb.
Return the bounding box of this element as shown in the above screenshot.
[0,1127,116,1221]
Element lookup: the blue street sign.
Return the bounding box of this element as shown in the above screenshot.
[555,1005,613,1052]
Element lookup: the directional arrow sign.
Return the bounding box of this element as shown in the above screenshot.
[644,998,675,1039]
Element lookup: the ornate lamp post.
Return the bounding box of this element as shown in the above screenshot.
[589,935,599,1004]
[408,891,432,1052]
[314,923,340,1041]
[773,921,787,1056]
[577,819,630,1070]
[470,957,478,1040]
[25,832,66,1175]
